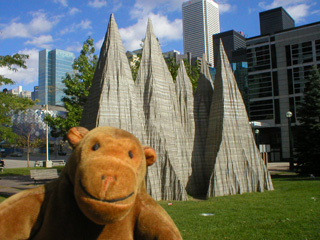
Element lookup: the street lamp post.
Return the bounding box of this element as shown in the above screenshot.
[42,104,51,168]
[255,129,260,149]
[286,111,294,171]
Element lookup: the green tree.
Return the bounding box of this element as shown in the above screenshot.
[0,54,34,142]
[296,65,320,176]
[129,53,141,81]
[129,54,200,91]
[165,54,179,82]
[0,54,29,84]
[183,59,200,92]
[45,37,98,139]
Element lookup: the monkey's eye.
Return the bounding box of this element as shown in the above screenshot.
[128,150,133,159]
[92,143,100,151]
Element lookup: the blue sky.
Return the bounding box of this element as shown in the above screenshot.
[1,0,319,92]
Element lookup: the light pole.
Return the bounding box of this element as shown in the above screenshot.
[255,129,260,149]
[42,104,51,167]
[286,111,294,171]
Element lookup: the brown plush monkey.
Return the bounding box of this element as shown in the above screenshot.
[0,126,182,240]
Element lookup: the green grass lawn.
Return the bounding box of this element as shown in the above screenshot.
[1,171,319,240]
[0,166,65,176]
[160,176,320,240]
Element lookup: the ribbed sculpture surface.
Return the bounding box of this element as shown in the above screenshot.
[80,14,273,200]
[80,14,145,142]
[135,20,190,200]
[188,55,215,196]
[175,60,195,187]
[205,41,274,197]
[175,60,195,153]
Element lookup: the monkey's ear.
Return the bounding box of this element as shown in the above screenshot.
[67,127,89,148]
[143,146,156,166]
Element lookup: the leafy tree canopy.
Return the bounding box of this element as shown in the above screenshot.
[0,54,29,85]
[45,37,98,139]
[0,53,34,142]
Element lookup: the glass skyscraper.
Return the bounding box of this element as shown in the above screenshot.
[182,0,220,66]
[38,49,75,106]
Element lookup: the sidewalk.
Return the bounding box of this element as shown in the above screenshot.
[0,175,36,198]
[2,154,69,168]
[0,161,291,199]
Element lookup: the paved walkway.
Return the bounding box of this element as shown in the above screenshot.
[0,175,36,198]
[0,162,290,199]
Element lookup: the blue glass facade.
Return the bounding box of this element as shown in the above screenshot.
[38,49,75,106]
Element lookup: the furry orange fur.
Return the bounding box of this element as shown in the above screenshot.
[0,126,182,239]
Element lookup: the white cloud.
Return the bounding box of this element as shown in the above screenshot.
[60,19,92,35]
[0,22,30,38]
[259,0,306,9]
[53,0,68,7]
[286,4,311,23]
[119,13,182,51]
[95,38,104,50]
[88,0,107,8]
[69,7,81,15]
[0,11,59,39]
[65,42,83,53]
[218,3,232,14]
[0,49,39,86]
[215,0,236,14]
[79,19,92,30]
[130,0,184,18]
[258,0,314,23]
[25,35,54,49]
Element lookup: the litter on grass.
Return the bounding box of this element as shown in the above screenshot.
[200,213,215,216]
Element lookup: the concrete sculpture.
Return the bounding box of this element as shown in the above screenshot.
[135,19,190,200]
[175,60,195,157]
[205,41,274,197]
[80,14,145,143]
[188,54,215,196]
[80,14,273,200]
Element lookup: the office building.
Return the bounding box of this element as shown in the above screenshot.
[213,30,246,66]
[31,86,38,101]
[246,7,320,161]
[259,7,295,35]
[7,85,32,99]
[38,49,75,106]
[182,0,220,66]
[213,30,248,110]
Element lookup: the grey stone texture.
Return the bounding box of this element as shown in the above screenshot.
[187,55,215,196]
[135,19,190,200]
[205,41,274,197]
[80,15,273,200]
[80,14,145,143]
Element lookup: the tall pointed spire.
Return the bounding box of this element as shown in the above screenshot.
[205,40,273,197]
[80,14,145,141]
[175,60,195,142]
[188,54,214,196]
[135,19,190,200]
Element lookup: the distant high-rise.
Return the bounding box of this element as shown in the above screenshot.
[213,30,246,67]
[182,0,220,65]
[259,7,295,35]
[38,49,75,106]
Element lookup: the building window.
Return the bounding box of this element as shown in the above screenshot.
[247,45,271,72]
[286,45,291,67]
[249,99,274,121]
[271,44,277,68]
[315,39,320,61]
[272,71,279,96]
[248,72,273,98]
[291,41,313,65]
[274,99,280,124]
